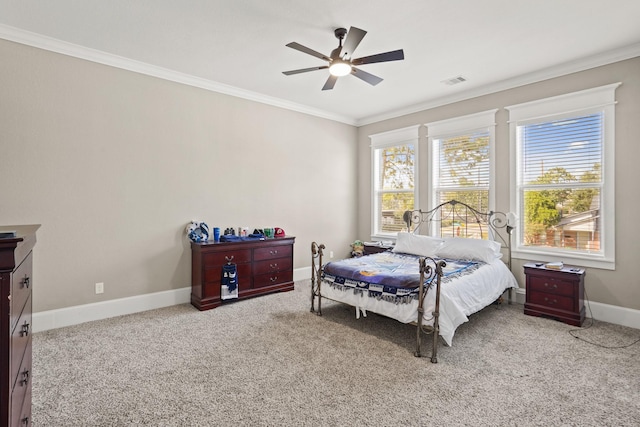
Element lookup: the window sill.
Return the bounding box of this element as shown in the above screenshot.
[512,248,615,271]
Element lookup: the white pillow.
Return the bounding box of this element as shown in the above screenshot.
[434,237,502,263]
[392,232,443,257]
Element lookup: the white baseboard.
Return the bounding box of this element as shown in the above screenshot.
[33,267,313,333]
[584,300,640,329]
[33,268,638,332]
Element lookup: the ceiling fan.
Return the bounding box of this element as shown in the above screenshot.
[282,26,405,91]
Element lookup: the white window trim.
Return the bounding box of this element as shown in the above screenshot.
[506,83,620,270]
[425,109,498,219]
[369,125,420,239]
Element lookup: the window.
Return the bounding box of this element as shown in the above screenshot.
[507,83,619,269]
[370,126,419,237]
[426,110,497,235]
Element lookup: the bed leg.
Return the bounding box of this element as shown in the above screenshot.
[414,307,423,358]
[430,313,439,364]
[508,287,513,305]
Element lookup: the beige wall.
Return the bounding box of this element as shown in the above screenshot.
[357,57,640,311]
[0,39,358,312]
[2,36,638,315]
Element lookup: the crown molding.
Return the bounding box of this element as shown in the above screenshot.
[356,42,640,126]
[2,24,638,129]
[0,24,358,126]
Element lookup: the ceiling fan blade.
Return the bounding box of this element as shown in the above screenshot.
[352,67,383,86]
[340,27,367,59]
[286,42,331,62]
[282,66,329,76]
[352,49,405,66]
[322,75,338,91]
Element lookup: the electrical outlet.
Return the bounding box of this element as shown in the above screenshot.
[95,282,104,294]
[330,251,334,258]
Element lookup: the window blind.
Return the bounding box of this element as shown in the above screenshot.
[520,113,603,186]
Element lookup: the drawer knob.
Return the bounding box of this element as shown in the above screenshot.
[225,255,235,263]
[269,250,278,255]
[20,321,30,337]
[21,369,30,386]
[543,282,558,289]
[22,275,30,289]
[270,276,278,282]
[543,297,557,305]
[270,263,278,270]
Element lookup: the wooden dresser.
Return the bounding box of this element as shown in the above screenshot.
[524,263,585,326]
[191,236,295,310]
[1,225,39,427]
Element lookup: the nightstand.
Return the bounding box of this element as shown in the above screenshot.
[524,263,585,326]
[363,242,394,256]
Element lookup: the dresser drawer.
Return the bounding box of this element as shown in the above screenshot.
[253,271,293,289]
[11,251,32,331]
[11,342,31,427]
[203,263,252,284]
[254,244,292,261]
[527,291,574,312]
[203,249,251,267]
[11,294,31,385]
[202,264,252,299]
[528,273,574,297]
[254,257,293,275]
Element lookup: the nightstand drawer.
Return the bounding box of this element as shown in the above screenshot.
[527,274,575,297]
[527,291,574,312]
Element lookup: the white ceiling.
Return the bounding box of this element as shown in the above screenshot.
[2,0,640,126]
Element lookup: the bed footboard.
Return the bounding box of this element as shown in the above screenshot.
[310,242,445,362]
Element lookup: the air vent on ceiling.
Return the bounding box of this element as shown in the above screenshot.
[441,76,467,86]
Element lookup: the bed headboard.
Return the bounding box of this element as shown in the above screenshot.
[403,200,514,269]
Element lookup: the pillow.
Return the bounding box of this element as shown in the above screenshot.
[392,232,443,257]
[434,237,502,263]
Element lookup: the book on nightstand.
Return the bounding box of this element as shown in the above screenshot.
[544,261,564,270]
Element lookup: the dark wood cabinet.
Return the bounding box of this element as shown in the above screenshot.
[1,225,39,427]
[524,263,585,326]
[191,236,295,310]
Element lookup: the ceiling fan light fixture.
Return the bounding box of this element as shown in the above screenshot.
[329,60,352,77]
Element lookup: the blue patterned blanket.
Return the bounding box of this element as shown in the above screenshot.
[322,252,481,304]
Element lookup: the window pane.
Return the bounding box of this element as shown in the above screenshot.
[435,190,489,238]
[378,144,415,190]
[522,188,601,252]
[521,113,603,185]
[378,192,414,233]
[519,112,604,254]
[436,132,490,188]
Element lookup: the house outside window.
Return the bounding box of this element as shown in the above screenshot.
[370,125,419,238]
[426,110,497,237]
[507,83,619,270]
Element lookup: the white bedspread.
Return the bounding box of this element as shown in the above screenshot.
[319,259,518,346]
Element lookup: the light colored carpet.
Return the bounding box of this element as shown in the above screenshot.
[32,281,639,426]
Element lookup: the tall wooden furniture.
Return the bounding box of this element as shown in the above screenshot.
[1,225,39,427]
[524,263,585,327]
[191,236,295,310]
